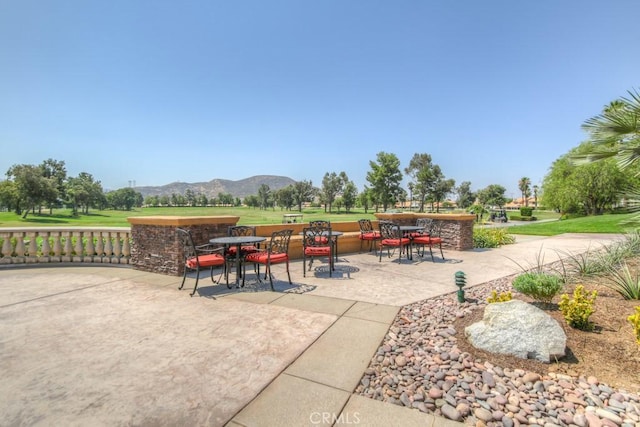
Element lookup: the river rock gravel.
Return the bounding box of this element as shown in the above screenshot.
[355,276,640,426]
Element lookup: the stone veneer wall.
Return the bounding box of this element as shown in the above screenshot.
[128,216,239,276]
[374,212,475,250]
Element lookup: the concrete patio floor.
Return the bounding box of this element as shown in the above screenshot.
[0,233,623,426]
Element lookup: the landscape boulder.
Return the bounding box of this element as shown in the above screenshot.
[464,299,566,363]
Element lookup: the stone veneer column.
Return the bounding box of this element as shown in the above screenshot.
[127,216,240,276]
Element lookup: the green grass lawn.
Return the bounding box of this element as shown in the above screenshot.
[507,212,637,235]
[1,207,636,236]
[0,207,377,227]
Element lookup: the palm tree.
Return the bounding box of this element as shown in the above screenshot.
[577,89,640,222]
[577,89,640,168]
[533,185,539,209]
[518,177,531,207]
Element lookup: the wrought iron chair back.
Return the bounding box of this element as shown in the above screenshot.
[378,222,411,263]
[228,225,256,237]
[358,219,381,252]
[243,229,293,290]
[176,227,226,296]
[309,220,330,228]
[412,221,445,262]
[416,217,433,230]
[302,226,334,277]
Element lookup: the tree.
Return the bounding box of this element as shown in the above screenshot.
[185,189,196,206]
[574,89,640,220]
[217,192,234,206]
[455,181,475,209]
[291,180,316,212]
[145,195,160,207]
[576,89,640,168]
[404,153,437,212]
[39,158,67,213]
[476,184,507,209]
[257,184,272,210]
[430,167,455,213]
[518,177,531,207]
[358,187,374,213]
[407,182,414,210]
[321,172,349,213]
[533,185,539,209]
[6,164,57,218]
[244,195,260,209]
[366,152,403,211]
[543,143,627,215]
[274,186,295,210]
[107,187,143,210]
[0,179,19,213]
[342,181,358,213]
[66,172,104,215]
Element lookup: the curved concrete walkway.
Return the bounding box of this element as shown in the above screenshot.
[0,233,622,426]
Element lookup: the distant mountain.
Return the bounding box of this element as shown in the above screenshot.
[134,175,297,199]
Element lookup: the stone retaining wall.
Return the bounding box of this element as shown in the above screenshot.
[127,214,476,276]
[128,216,239,276]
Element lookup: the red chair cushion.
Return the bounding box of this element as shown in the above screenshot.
[186,254,225,269]
[381,238,410,246]
[304,247,331,256]
[245,252,289,264]
[360,232,381,240]
[412,236,442,244]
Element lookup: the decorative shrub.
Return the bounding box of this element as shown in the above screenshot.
[473,227,515,248]
[604,262,640,300]
[520,207,533,217]
[487,290,512,303]
[628,307,640,344]
[559,285,597,331]
[512,272,563,306]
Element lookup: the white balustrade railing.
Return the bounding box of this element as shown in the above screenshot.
[0,227,131,266]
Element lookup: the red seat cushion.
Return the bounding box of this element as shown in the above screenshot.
[360,232,381,240]
[304,247,331,256]
[245,252,289,264]
[186,254,225,269]
[412,236,442,244]
[381,238,410,246]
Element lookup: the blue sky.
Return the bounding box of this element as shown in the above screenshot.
[1,1,639,199]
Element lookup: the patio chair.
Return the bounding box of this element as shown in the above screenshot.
[226,225,260,257]
[302,226,334,277]
[378,221,411,263]
[176,228,226,296]
[309,220,337,259]
[358,219,381,252]
[412,221,445,262]
[411,218,433,237]
[243,229,293,290]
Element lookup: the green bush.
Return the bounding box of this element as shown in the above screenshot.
[512,272,563,305]
[473,227,515,248]
[559,285,597,330]
[520,207,533,217]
